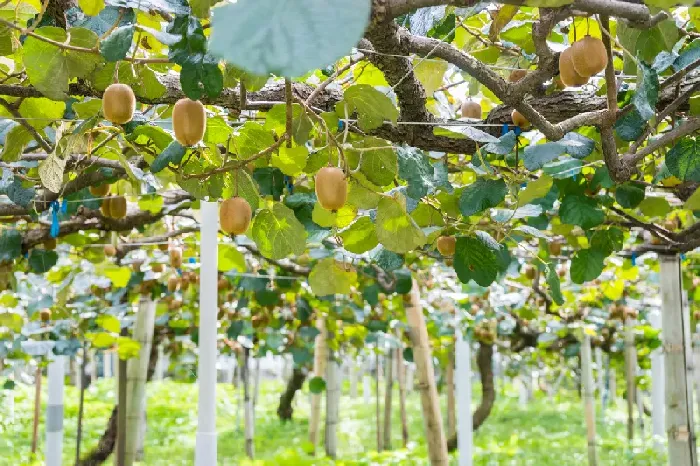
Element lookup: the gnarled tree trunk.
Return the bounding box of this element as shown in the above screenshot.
[447,343,495,452]
[277,367,307,421]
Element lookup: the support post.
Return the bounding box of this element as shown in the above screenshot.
[659,254,697,466]
[324,354,340,458]
[581,334,598,466]
[195,201,218,466]
[649,309,665,451]
[46,354,65,466]
[455,330,473,466]
[595,347,605,424]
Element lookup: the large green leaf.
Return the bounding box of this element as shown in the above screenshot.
[459,178,507,217]
[337,85,399,131]
[271,146,309,177]
[570,249,605,284]
[210,0,370,77]
[348,137,398,187]
[309,257,357,296]
[615,109,645,141]
[100,25,134,62]
[665,137,700,182]
[546,265,564,305]
[590,227,624,256]
[38,152,67,194]
[339,216,379,254]
[375,197,426,254]
[559,194,604,229]
[633,62,659,121]
[28,249,58,274]
[615,183,645,209]
[251,203,307,260]
[218,244,246,272]
[518,175,553,206]
[151,141,187,173]
[0,229,21,262]
[397,146,451,200]
[453,236,499,287]
[1,125,33,162]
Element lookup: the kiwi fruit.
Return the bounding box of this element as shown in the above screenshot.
[549,241,562,255]
[158,243,169,252]
[89,184,110,197]
[132,260,142,272]
[110,196,127,219]
[220,197,252,235]
[169,247,183,268]
[151,263,164,273]
[102,83,136,125]
[559,47,589,87]
[511,109,530,129]
[508,69,528,82]
[40,309,51,322]
[167,276,180,293]
[104,244,117,257]
[571,36,608,77]
[218,277,229,290]
[315,167,347,211]
[524,265,536,280]
[44,238,57,251]
[101,197,113,217]
[460,100,482,119]
[436,236,456,257]
[172,98,206,146]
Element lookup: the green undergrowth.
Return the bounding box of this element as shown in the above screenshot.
[0,377,665,465]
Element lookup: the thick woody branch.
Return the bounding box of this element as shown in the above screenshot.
[116,227,199,256]
[624,118,700,164]
[240,243,311,276]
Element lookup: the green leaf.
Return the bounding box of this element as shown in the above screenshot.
[684,186,700,210]
[100,25,134,62]
[523,142,566,171]
[397,146,451,199]
[453,236,499,287]
[223,64,269,92]
[28,250,58,274]
[17,99,66,129]
[570,249,605,284]
[638,196,671,217]
[483,131,516,155]
[546,265,564,305]
[251,203,307,260]
[264,104,312,144]
[518,175,553,206]
[413,59,448,96]
[633,62,659,121]
[665,137,700,182]
[79,0,105,15]
[76,7,135,36]
[615,183,645,208]
[375,197,426,254]
[86,332,117,348]
[339,216,379,254]
[0,229,21,262]
[271,145,308,176]
[489,5,519,41]
[674,39,700,72]
[590,227,624,256]
[459,178,507,217]
[349,137,397,187]
[308,376,326,394]
[209,0,371,77]
[151,141,187,173]
[253,167,285,199]
[559,194,604,229]
[101,265,131,288]
[180,55,224,100]
[1,125,33,162]
[218,243,246,272]
[223,170,260,212]
[309,257,357,296]
[614,109,646,142]
[38,152,67,194]
[337,85,399,131]
[137,194,163,214]
[105,0,189,15]
[96,314,120,333]
[235,122,276,159]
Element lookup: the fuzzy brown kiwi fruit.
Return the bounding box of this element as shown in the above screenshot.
[315,167,347,211]
[559,47,590,87]
[524,265,536,279]
[151,263,164,273]
[460,99,482,119]
[158,243,169,252]
[436,236,456,257]
[508,69,528,82]
[132,260,142,273]
[102,83,136,125]
[549,241,562,255]
[167,276,180,293]
[101,197,113,217]
[40,309,51,322]
[110,196,127,219]
[43,238,57,251]
[218,277,229,290]
[89,184,110,197]
[220,197,252,235]
[169,247,182,268]
[104,244,117,257]
[172,98,206,146]
[571,36,608,78]
[511,109,530,129]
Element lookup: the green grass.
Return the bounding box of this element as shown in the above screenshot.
[0,377,665,465]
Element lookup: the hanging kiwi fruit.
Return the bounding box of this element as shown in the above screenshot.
[172,98,206,146]
[436,236,456,257]
[104,244,117,257]
[100,197,113,217]
[508,69,527,82]
[220,197,252,235]
[169,247,183,268]
[460,99,482,119]
[43,238,57,251]
[315,166,347,211]
[511,109,530,129]
[40,309,51,322]
[89,183,111,197]
[558,47,589,87]
[167,276,180,293]
[524,265,536,280]
[151,263,164,273]
[102,83,136,125]
[571,35,608,77]
[110,196,127,219]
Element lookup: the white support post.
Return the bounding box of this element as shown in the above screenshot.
[195,201,218,466]
[46,355,65,466]
[349,357,358,398]
[363,355,372,406]
[659,254,697,466]
[595,347,605,424]
[581,334,597,466]
[649,309,665,451]
[455,330,473,466]
[104,351,112,378]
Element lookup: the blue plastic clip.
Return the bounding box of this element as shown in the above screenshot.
[50,200,60,238]
[284,175,294,194]
[338,120,345,132]
[188,257,196,264]
[61,199,68,214]
[501,123,509,136]
[631,252,637,266]
[514,126,522,136]
[680,253,686,262]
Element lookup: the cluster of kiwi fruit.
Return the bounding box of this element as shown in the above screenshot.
[609,303,638,321]
[102,84,206,146]
[473,323,496,345]
[91,183,127,220]
[558,35,608,87]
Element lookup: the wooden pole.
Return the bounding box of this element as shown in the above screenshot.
[581,334,598,466]
[455,330,473,466]
[649,308,665,450]
[624,318,636,442]
[659,254,697,466]
[395,333,409,447]
[405,280,449,466]
[31,364,42,455]
[46,354,65,466]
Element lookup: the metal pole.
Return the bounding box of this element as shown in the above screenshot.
[649,309,665,451]
[45,354,65,466]
[455,329,473,466]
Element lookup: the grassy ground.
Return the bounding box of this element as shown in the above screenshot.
[0,375,665,465]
